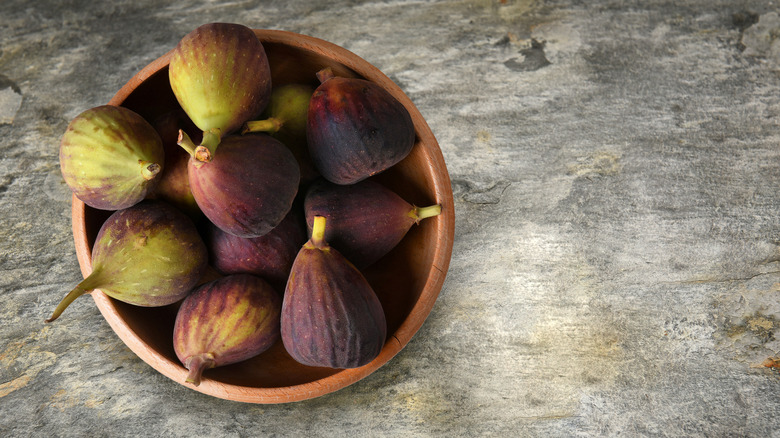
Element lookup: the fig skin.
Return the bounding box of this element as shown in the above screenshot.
[59,105,164,210]
[169,22,272,160]
[148,109,203,220]
[46,200,208,322]
[306,68,415,185]
[304,178,441,268]
[243,84,319,186]
[281,216,387,369]
[206,204,307,292]
[173,274,282,386]
[185,133,300,238]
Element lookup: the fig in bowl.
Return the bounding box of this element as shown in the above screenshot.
[69,29,454,403]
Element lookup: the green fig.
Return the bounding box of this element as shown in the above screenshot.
[242,84,318,184]
[304,178,441,268]
[281,216,387,368]
[169,22,272,161]
[173,274,281,386]
[59,105,164,210]
[46,200,208,322]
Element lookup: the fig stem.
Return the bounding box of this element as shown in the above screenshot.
[185,353,216,386]
[45,270,103,323]
[140,161,162,181]
[411,204,442,223]
[311,216,327,247]
[196,128,222,162]
[316,67,335,84]
[177,129,198,157]
[241,117,283,135]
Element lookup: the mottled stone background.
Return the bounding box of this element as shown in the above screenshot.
[4,0,780,436]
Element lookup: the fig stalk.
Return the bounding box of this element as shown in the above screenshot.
[410,204,442,222]
[241,118,283,135]
[185,353,216,386]
[45,269,104,323]
[311,216,327,247]
[140,162,162,181]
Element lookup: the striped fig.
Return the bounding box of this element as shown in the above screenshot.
[59,105,164,210]
[45,200,208,322]
[306,68,415,185]
[173,274,281,386]
[281,216,387,368]
[180,132,300,238]
[169,22,272,161]
[304,178,441,268]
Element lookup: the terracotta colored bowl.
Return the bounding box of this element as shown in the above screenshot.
[71,29,454,403]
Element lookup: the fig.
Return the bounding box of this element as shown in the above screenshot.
[148,109,202,220]
[281,216,387,368]
[179,132,300,238]
[46,200,208,322]
[243,84,319,185]
[206,204,307,292]
[306,68,415,185]
[59,105,164,210]
[169,22,272,161]
[173,274,281,386]
[304,178,441,268]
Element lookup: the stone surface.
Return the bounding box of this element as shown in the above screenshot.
[4,0,780,436]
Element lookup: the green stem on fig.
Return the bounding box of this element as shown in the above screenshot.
[241,117,284,135]
[311,216,327,248]
[410,204,442,223]
[45,270,104,323]
[316,67,335,84]
[177,129,198,157]
[196,128,222,162]
[140,161,162,181]
[185,353,216,386]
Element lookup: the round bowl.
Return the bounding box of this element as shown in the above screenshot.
[71,29,454,403]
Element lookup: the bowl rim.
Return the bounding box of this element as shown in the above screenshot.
[71,29,455,403]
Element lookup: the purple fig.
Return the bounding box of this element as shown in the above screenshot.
[169,22,272,161]
[304,178,441,268]
[206,205,307,292]
[282,216,387,368]
[181,133,300,238]
[173,274,281,386]
[307,68,415,185]
[46,200,208,322]
[59,105,164,210]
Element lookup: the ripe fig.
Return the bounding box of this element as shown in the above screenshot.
[148,109,202,220]
[173,274,281,386]
[46,200,208,322]
[307,68,415,185]
[169,22,272,161]
[206,205,307,292]
[59,105,164,210]
[242,84,319,185]
[282,216,387,368]
[180,132,300,238]
[304,178,441,268]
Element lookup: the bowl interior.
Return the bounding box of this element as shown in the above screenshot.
[74,30,454,403]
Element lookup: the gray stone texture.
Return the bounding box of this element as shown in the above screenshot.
[4,0,780,436]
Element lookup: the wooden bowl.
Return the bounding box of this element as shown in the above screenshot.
[71,29,454,403]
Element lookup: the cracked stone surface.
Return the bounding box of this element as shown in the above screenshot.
[4,0,780,436]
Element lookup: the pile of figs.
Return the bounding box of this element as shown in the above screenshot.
[49,23,443,386]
